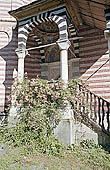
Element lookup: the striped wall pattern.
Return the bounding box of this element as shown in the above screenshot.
[78,25,110,101]
[104,8,110,38]
[29,22,79,63]
[0,23,18,110]
[69,24,79,57]
[18,6,68,50]
[0,0,41,110]
[104,8,110,23]
[25,35,41,79]
[0,0,110,109]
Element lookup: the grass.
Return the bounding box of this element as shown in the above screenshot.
[0,142,110,170]
[0,146,90,170]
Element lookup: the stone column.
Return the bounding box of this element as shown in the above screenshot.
[54,101,74,146]
[8,49,26,128]
[54,40,74,146]
[16,49,26,82]
[57,40,71,84]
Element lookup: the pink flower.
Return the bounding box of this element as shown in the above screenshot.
[6,96,11,101]
[38,93,41,98]
[40,83,43,87]
[22,93,24,96]
[25,96,28,100]
[53,95,57,99]
[34,87,38,92]
[31,82,35,86]
[58,82,64,87]
[47,91,51,95]
[50,84,54,89]
[42,95,47,100]
[56,92,60,96]
[29,122,33,126]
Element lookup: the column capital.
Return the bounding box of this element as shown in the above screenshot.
[57,39,71,50]
[15,48,28,59]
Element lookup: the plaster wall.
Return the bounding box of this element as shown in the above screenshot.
[0,0,41,110]
[78,25,110,101]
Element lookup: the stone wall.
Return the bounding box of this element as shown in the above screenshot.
[41,58,80,80]
[54,110,110,146]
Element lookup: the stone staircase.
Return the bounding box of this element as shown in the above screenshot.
[0,81,110,145]
[71,83,110,137]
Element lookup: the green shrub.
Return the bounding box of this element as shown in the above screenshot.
[0,77,84,156]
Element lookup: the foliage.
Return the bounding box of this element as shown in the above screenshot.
[0,141,110,170]
[0,76,110,168]
[0,77,76,155]
[1,77,74,156]
[68,140,110,170]
[0,145,92,170]
[0,77,88,156]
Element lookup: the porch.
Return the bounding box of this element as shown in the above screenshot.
[7,0,110,145]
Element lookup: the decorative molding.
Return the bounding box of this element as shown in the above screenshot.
[17,7,68,49]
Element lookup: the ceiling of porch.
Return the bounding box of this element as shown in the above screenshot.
[73,0,110,30]
[9,0,110,31]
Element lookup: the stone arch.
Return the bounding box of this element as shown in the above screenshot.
[18,12,68,49]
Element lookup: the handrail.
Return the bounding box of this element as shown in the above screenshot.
[72,83,110,134]
[78,82,110,103]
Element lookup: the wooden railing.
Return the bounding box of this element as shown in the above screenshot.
[72,83,110,135]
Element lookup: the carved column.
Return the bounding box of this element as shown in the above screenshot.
[16,49,26,81]
[54,40,74,146]
[8,49,27,128]
[57,40,71,84]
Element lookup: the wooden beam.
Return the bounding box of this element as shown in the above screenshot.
[10,0,65,21]
[65,0,83,27]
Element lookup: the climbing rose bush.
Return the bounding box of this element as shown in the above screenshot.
[1,77,85,155]
[11,77,70,127]
[9,76,86,128]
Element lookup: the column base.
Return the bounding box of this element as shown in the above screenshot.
[54,104,74,146]
[8,106,20,128]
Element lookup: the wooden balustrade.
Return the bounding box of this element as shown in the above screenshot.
[75,83,110,133]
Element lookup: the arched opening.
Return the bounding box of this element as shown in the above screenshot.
[16,12,70,82]
[24,19,60,80]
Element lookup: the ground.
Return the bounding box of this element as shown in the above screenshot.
[0,143,110,170]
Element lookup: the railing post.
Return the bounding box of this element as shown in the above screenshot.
[102,99,105,129]
[90,92,93,119]
[85,90,89,115]
[94,95,97,122]
[98,97,101,126]
[106,102,110,132]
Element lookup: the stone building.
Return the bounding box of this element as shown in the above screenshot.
[0,0,38,110]
[1,0,110,144]
[0,0,109,112]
